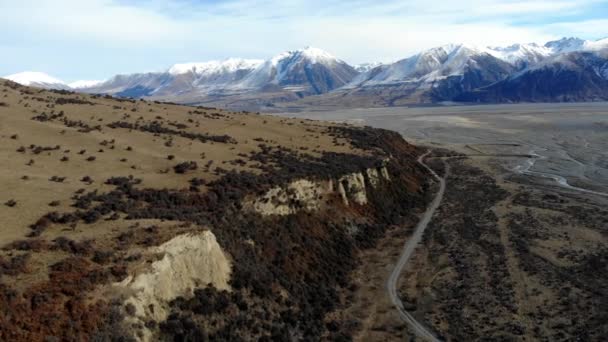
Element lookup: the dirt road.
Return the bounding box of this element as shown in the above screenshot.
[386,151,446,342]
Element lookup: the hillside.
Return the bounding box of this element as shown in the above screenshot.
[0,80,430,341]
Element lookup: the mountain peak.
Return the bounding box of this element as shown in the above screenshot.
[298,46,336,59]
[544,37,586,52]
[271,47,338,66]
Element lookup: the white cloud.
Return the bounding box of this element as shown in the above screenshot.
[544,19,608,39]
[0,0,186,45]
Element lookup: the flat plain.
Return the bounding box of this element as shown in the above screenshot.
[281,103,608,341]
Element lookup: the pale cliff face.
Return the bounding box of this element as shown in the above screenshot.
[248,164,392,216]
[114,231,231,341]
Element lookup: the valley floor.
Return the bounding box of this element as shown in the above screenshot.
[329,150,608,341]
[288,103,608,341]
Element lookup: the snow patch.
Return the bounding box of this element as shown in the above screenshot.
[69,80,104,89]
[168,58,263,76]
[4,71,66,87]
[355,62,383,73]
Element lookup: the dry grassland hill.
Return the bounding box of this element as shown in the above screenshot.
[0,80,430,341]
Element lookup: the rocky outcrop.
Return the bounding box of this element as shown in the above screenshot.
[113,231,231,341]
[248,163,392,215]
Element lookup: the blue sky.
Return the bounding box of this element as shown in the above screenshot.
[1,0,607,82]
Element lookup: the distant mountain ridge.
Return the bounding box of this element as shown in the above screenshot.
[456,50,608,103]
[4,37,608,108]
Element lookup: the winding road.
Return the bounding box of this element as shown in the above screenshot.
[386,151,446,342]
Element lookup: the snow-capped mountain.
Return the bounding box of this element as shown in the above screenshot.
[456,50,608,103]
[541,37,608,53]
[168,58,264,93]
[347,44,514,89]
[347,37,608,89]
[4,37,608,107]
[334,37,608,105]
[485,43,553,67]
[4,72,70,90]
[80,58,264,98]
[75,47,358,101]
[235,47,358,94]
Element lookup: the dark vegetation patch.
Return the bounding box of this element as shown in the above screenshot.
[405,158,608,341]
[55,97,95,106]
[410,159,513,341]
[21,144,61,155]
[48,89,75,96]
[506,195,608,341]
[0,254,30,277]
[328,126,409,154]
[3,80,23,90]
[513,191,608,232]
[31,111,101,132]
[188,109,226,120]
[0,256,128,341]
[107,120,236,144]
[173,161,198,174]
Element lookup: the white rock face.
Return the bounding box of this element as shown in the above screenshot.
[251,179,328,216]
[339,172,368,205]
[249,165,391,215]
[114,231,231,341]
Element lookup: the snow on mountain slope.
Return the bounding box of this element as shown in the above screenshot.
[76,48,358,98]
[4,72,69,89]
[349,44,509,87]
[486,43,553,66]
[235,47,358,94]
[82,72,171,97]
[83,59,265,97]
[168,58,263,76]
[346,38,608,91]
[355,62,383,73]
[69,80,104,89]
[544,37,608,53]
[545,37,587,53]
[456,51,608,103]
[7,37,606,105]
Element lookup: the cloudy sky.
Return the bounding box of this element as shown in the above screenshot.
[1,0,608,81]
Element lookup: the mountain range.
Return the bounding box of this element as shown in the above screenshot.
[4,38,608,109]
